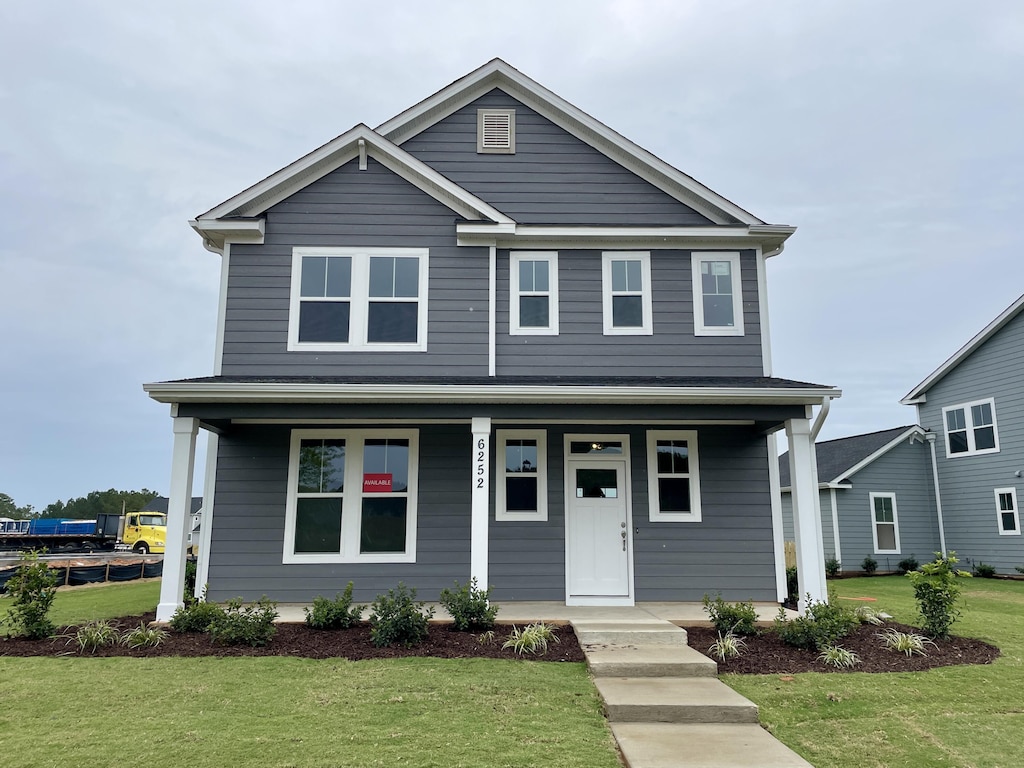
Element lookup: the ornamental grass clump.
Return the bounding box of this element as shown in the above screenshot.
[503,622,559,656]
[854,605,885,626]
[879,628,936,657]
[305,582,364,630]
[907,552,971,639]
[369,583,434,648]
[701,593,758,636]
[72,620,120,654]
[707,631,747,661]
[439,578,498,631]
[122,622,168,649]
[817,644,861,669]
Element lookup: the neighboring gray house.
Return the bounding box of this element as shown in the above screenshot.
[779,426,941,572]
[145,59,839,621]
[901,293,1024,573]
[142,496,203,551]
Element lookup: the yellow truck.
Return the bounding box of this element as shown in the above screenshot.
[99,512,168,555]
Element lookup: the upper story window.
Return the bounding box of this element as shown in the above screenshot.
[288,247,428,352]
[995,488,1020,535]
[477,109,515,154]
[942,398,999,457]
[870,492,901,554]
[602,252,653,335]
[496,430,548,521]
[692,252,744,336]
[510,252,558,335]
[645,430,702,522]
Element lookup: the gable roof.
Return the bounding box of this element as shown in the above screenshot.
[778,425,924,488]
[902,292,1024,404]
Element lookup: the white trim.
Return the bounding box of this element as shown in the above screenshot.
[995,487,1020,535]
[232,418,759,426]
[692,252,744,337]
[212,243,231,376]
[645,430,702,522]
[834,426,927,483]
[829,487,842,569]
[488,245,496,376]
[282,428,419,564]
[195,432,219,598]
[756,247,772,376]
[602,252,653,335]
[767,433,787,601]
[471,417,491,587]
[477,108,515,153]
[156,417,199,622]
[786,418,827,610]
[456,224,794,252]
[941,398,1000,458]
[495,429,548,521]
[925,433,947,555]
[189,219,265,253]
[287,247,429,353]
[510,252,559,335]
[869,492,901,555]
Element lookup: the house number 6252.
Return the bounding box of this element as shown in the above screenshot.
[475,437,487,489]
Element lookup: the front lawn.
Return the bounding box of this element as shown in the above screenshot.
[724,576,1024,768]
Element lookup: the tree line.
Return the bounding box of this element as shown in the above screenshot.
[0,489,161,521]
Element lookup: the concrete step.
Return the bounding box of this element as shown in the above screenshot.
[585,643,718,678]
[610,723,813,768]
[594,677,759,724]
[573,619,688,646]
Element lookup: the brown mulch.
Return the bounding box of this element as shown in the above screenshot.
[0,614,585,662]
[684,622,1000,674]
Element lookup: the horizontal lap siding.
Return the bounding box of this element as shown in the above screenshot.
[400,89,714,226]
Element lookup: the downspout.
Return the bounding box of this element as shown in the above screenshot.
[810,396,833,441]
[925,433,947,555]
[488,245,496,377]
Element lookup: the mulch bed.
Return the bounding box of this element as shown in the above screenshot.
[0,614,585,662]
[684,622,1000,674]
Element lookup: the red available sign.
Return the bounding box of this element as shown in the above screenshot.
[363,473,392,493]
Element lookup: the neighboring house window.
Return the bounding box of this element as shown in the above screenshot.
[602,252,653,335]
[942,398,999,457]
[283,429,419,563]
[288,247,428,352]
[995,488,1020,535]
[645,430,702,522]
[495,430,548,521]
[510,252,558,335]
[869,492,900,554]
[692,252,744,336]
[477,109,515,154]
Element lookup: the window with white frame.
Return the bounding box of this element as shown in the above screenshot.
[602,252,653,335]
[942,398,999,457]
[510,252,558,335]
[496,430,548,521]
[995,487,1020,535]
[288,247,428,351]
[284,430,418,563]
[692,252,744,336]
[870,492,900,554]
[645,430,702,521]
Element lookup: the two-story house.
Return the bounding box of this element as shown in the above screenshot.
[145,59,839,621]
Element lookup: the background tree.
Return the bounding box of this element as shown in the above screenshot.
[39,489,160,519]
[0,493,35,519]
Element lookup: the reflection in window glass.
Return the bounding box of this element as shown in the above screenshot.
[658,477,691,512]
[369,256,419,298]
[360,497,407,553]
[576,468,618,498]
[367,302,418,342]
[656,441,689,474]
[363,439,410,492]
[570,441,623,455]
[519,296,549,327]
[700,260,735,327]
[297,439,346,493]
[295,498,342,553]
[505,439,538,473]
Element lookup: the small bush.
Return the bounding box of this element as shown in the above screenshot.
[169,595,224,633]
[707,631,747,661]
[825,557,842,578]
[774,595,859,650]
[785,566,799,606]
[854,605,885,626]
[72,620,120,654]
[701,593,758,636]
[209,596,278,647]
[183,559,198,603]
[502,622,559,656]
[861,556,878,575]
[477,630,497,646]
[974,562,996,578]
[818,644,861,669]
[305,582,364,630]
[897,556,920,575]
[1016,566,1024,575]
[3,550,59,639]
[439,578,498,631]
[879,628,936,657]
[369,583,434,648]
[907,552,971,639]
[122,622,168,649]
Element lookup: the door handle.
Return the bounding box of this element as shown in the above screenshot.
[621,530,627,551]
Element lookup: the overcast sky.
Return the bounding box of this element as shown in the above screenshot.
[1,1,1022,512]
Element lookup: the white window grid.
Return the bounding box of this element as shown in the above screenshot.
[495,429,548,521]
[510,252,559,335]
[645,430,702,522]
[941,398,1000,458]
[602,251,653,335]
[692,251,744,337]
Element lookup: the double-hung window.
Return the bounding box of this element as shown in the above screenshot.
[995,488,1020,535]
[602,252,653,335]
[288,247,428,351]
[870,492,900,554]
[284,429,418,563]
[692,252,744,336]
[510,252,558,335]
[645,430,702,521]
[495,430,548,521]
[942,398,999,457]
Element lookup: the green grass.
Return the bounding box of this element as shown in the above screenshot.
[1,580,161,628]
[0,581,619,768]
[725,576,1024,768]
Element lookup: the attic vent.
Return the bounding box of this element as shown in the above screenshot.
[477,109,515,154]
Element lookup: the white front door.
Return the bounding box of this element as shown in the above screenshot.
[567,460,630,598]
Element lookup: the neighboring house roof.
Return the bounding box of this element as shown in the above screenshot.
[901,292,1024,404]
[142,496,203,515]
[778,425,924,489]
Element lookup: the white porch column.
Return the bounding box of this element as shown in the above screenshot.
[786,417,827,611]
[156,416,199,622]
[470,417,491,588]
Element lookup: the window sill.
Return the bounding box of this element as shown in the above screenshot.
[496,512,549,522]
[287,342,428,353]
[946,448,1000,459]
[649,513,702,523]
[283,552,416,564]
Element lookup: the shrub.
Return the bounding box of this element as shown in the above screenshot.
[305,582,364,630]
[818,644,861,669]
[854,605,885,626]
[209,596,278,647]
[907,552,971,639]
[3,550,59,639]
[897,556,920,575]
[502,622,559,656]
[369,583,434,648]
[1016,566,1024,575]
[861,556,878,575]
[439,578,498,631]
[879,628,936,657]
[974,562,996,578]
[707,631,747,661]
[785,566,799,607]
[825,557,842,578]
[773,595,859,650]
[72,620,120,654]
[701,593,758,636]
[122,622,168,649]
[183,559,198,603]
[169,593,224,633]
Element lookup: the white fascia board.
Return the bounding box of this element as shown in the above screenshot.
[144,381,840,406]
[377,59,766,227]
[901,292,1024,404]
[833,426,927,483]
[189,219,265,252]
[456,224,795,250]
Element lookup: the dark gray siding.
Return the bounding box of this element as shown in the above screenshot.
[916,310,1024,572]
[401,89,715,226]
[221,157,490,377]
[495,249,763,376]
